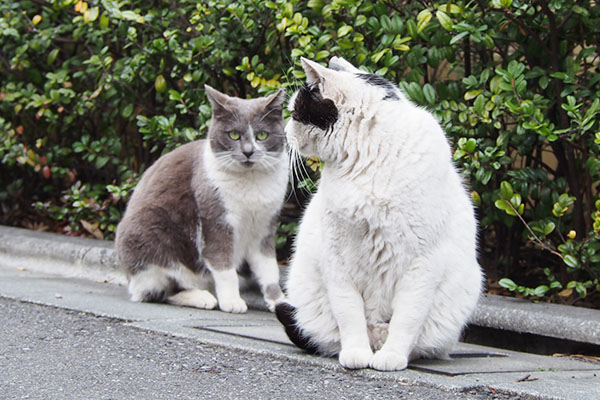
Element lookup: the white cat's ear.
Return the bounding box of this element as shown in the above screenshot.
[300,57,336,85]
[328,56,359,73]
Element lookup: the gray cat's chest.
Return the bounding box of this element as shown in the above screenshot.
[201,152,288,259]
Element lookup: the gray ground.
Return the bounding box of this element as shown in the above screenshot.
[0,297,522,400]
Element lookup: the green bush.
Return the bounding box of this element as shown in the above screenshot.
[1,0,599,305]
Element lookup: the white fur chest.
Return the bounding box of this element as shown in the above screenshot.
[204,145,289,262]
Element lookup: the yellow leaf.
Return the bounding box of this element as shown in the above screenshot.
[90,85,103,99]
[32,14,42,26]
[306,156,321,172]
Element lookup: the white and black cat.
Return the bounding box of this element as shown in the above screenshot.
[276,57,483,371]
[116,85,288,313]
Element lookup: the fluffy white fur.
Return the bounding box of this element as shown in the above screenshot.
[284,57,483,371]
[202,141,289,312]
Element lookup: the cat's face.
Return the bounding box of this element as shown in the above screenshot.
[206,85,286,171]
[286,57,403,162]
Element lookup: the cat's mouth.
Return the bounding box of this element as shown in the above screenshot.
[241,160,255,168]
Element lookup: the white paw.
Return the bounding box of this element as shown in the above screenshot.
[218,296,248,313]
[370,350,408,371]
[339,347,373,369]
[167,289,218,310]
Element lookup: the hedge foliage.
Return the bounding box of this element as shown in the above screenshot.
[1,0,599,305]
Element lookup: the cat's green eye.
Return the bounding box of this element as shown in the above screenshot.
[228,131,241,141]
[256,131,269,141]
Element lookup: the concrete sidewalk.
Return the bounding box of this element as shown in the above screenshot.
[1,225,599,399]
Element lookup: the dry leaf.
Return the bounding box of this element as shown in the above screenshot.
[553,353,600,362]
[557,288,573,298]
[80,219,104,240]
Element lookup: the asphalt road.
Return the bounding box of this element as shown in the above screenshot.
[0,297,527,400]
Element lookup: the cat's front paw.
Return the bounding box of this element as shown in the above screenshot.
[370,349,408,371]
[218,296,248,313]
[339,347,373,369]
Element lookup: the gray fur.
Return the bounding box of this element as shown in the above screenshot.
[115,86,287,306]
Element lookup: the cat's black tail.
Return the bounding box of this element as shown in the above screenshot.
[275,302,320,354]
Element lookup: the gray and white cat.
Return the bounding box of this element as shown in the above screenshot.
[116,85,288,313]
[276,57,483,370]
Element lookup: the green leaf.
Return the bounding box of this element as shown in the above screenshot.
[422,83,436,105]
[47,49,60,65]
[563,255,579,268]
[337,25,353,38]
[95,156,110,169]
[88,6,99,22]
[543,221,556,236]
[500,181,513,200]
[417,10,432,33]
[495,199,516,216]
[307,0,324,11]
[533,285,549,297]
[450,31,469,45]
[406,19,418,39]
[315,50,330,60]
[510,193,522,209]
[154,75,167,92]
[371,48,389,63]
[464,89,482,100]
[499,278,517,291]
[168,90,181,101]
[121,104,134,118]
[465,138,476,153]
[436,10,453,31]
[474,94,485,114]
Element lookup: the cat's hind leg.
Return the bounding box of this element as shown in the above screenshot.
[165,264,217,310]
[128,264,175,303]
[412,254,482,360]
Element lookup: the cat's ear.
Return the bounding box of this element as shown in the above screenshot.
[205,85,232,119]
[300,57,336,86]
[328,56,359,73]
[264,89,286,112]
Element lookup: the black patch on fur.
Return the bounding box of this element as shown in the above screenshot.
[292,83,338,132]
[275,302,320,354]
[139,278,181,303]
[356,73,399,101]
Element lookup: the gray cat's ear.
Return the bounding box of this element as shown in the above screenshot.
[300,57,335,85]
[205,85,231,118]
[264,89,286,111]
